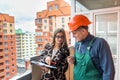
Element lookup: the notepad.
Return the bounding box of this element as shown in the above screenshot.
[31,61,57,69]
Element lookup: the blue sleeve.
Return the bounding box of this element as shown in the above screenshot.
[98,39,115,80]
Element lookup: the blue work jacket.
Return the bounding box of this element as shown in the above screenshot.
[75,33,115,80]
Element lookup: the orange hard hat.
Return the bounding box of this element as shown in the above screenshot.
[68,14,91,31]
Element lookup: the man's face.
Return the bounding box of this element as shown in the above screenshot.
[72,28,84,42]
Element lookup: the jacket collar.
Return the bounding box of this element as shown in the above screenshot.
[81,33,94,43]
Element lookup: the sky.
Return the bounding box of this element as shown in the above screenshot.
[0,0,70,32]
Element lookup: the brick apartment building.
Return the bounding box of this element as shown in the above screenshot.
[35,0,71,55]
[0,13,17,80]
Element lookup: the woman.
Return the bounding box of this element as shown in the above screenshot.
[39,28,70,80]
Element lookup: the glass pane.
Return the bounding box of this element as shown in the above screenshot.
[108,22,117,33]
[95,13,117,56]
[107,35,117,55]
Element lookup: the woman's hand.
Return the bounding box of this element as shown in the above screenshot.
[45,56,51,74]
[67,56,74,64]
[45,56,51,65]
[40,66,50,72]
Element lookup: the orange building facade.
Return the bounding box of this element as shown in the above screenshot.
[0,13,17,80]
[35,0,71,55]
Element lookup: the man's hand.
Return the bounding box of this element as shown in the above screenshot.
[67,56,74,64]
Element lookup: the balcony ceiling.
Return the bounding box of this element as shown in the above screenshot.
[77,0,120,10]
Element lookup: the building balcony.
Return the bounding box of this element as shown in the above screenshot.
[0,70,5,77]
[35,29,42,32]
[10,46,74,80]
[35,22,42,26]
[35,18,42,26]
[0,26,3,34]
[0,32,3,35]
[0,45,4,49]
[0,62,5,69]
[49,19,52,23]
[0,38,4,42]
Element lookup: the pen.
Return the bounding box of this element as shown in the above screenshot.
[51,62,56,64]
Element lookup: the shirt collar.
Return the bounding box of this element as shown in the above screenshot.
[81,33,94,43]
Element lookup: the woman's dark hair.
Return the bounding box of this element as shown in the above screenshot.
[52,28,68,48]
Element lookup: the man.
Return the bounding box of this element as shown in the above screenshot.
[67,14,115,80]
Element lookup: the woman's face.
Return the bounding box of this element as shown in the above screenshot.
[55,32,64,45]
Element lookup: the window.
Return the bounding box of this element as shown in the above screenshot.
[11,52,14,55]
[11,47,13,50]
[10,30,12,33]
[3,23,7,27]
[96,22,105,33]
[55,4,58,10]
[6,72,10,77]
[95,13,117,55]
[38,44,43,48]
[49,6,52,11]
[6,66,9,70]
[43,32,47,36]
[108,22,117,33]
[69,39,71,44]
[10,24,12,27]
[10,35,13,39]
[49,16,52,20]
[4,35,7,40]
[0,35,2,38]
[11,41,13,44]
[12,64,14,67]
[36,32,43,36]
[62,25,65,28]
[36,18,42,24]
[3,30,7,34]
[44,26,47,29]
[12,58,14,61]
[12,70,14,72]
[69,17,71,21]
[50,29,53,32]
[4,48,8,52]
[44,20,47,23]
[38,38,43,42]
[6,61,9,64]
[4,42,8,46]
[38,50,42,55]
[49,23,52,26]
[62,17,64,23]
[45,39,48,42]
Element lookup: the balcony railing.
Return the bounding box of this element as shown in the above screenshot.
[12,46,74,80]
